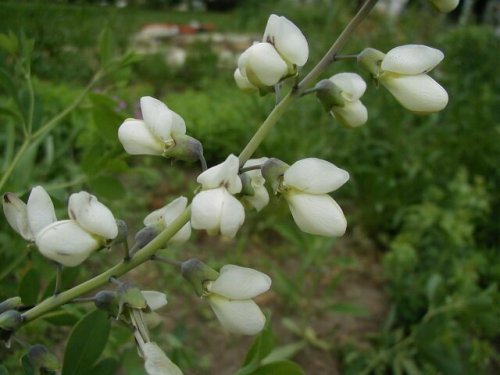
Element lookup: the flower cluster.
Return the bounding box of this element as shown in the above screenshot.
[3,188,118,267]
[234,14,309,91]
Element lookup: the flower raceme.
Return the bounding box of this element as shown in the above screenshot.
[191,154,245,238]
[205,265,271,335]
[358,45,448,113]
[264,158,349,237]
[234,14,309,91]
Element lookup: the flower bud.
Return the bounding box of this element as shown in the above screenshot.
[357,48,385,76]
[110,220,128,246]
[0,297,22,314]
[314,79,345,111]
[2,192,32,241]
[133,226,160,252]
[261,158,289,194]
[162,134,205,165]
[94,290,119,316]
[27,344,59,372]
[0,310,22,332]
[181,259,219,297]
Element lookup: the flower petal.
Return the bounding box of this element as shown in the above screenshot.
[381,45,444,75]
[243,184,269,212]
[208,295,266,335]
[171,111,186,137]
[118,119,164,156]
[27,186,57,237]
[208,264,271,299]
[197,154,241,194]
[68,192,118,239]
[331,100,368,128]
[162,197,188,226]
[2,193,32,240]
[35,220,101,267]
[219,189,245,238]
[329,72,367,101]
[143,342,183,375]
[170,222,191,243]
[140,96,173,142]
[284,158,349,194]
[286,192,347,237]
[191,189,223,232]
[263,14,309,67]
[234,68,257,91]
[141,291,168,311]
[239,43,288,87]
[381,73,449,113]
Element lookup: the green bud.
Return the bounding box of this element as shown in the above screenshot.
[315,79,345,111]
[133,226,160,251]
[0,297,22,314]
[181,259,219,297]
[357,48,385,76]
[117,283,147,317]
[261,158,289,194]
[109,220,128,246]
[0,310,22,331]
[240,173,255,196]
[27,344,59,372]
[94,290,119,316]
[163,134,205,164]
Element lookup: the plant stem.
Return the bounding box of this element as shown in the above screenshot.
[0,138,30,191]
[334,54,359,61]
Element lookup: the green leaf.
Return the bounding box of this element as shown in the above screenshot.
[98,26,114,67]
[90,358,119,375]
[18,269,40,305]
[235,319,275,375]
[249,361,305,375]
[0,31,19,55]
[89,93,125,141]
[330,302,369,317]
[21,354,35,375]
[0,364,10,375]
[261,341,306,365]
[425,273,443,306]
[43,308,80,326]
[62,309,111,375]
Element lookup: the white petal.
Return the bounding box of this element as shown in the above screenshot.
[27,186,57,237]
[331,100,368,128]
[286,193,347,237]
[381,45,444,75]
[143,207,168,228]
[170,111,186,137]
[170,222,191,243]
[263,14,309,67]
[140,96,173,142]
[234,68,257,91]
[329,73,367,101]
[68,192,118,239]
[243,184,269,212]
[191,189,223,232]
[284,158,349,194]
[208,265,271,299]
[240,43,288,87]
[35,220,101,267]
[141,291,168,311]
[162,197,188,226]
[208,295,266,335]
[118,119,164,156]
[143,342,183,375]
[197,154,241,194]
[243,157,268,169]
[2,193,32,240]
[381,73,449,113]
[219,189,245,238]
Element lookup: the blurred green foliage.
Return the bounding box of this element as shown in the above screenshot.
[0,0,498,374]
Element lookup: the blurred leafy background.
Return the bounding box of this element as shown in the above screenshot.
[0,0,499,374]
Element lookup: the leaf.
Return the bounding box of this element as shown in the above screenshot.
[62,309,111,375]
[43,308,80,326]
[18,269,40,305]
[98,26,114,67]
[260,341,306,365]
[89,93,125,141]
[330,302,369,317]
[249,361,305,375]
[0,364,10,375]
[235,318,275,375]
[401,359,421,375]
[0,31,19,55]
[425,273,443,306]
[21,354,35,375]
[90,358,119,375]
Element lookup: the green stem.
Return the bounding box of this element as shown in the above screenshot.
[0,138,30,191]
[26,72,35,135]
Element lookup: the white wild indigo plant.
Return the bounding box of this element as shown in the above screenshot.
[0,1,459,373]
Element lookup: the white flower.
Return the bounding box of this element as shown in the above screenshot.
[143,197,191,243]
[142,342,183,375]
[2,186,56,241]
[206,265,271,335]
[35,191,118,267]
[118,96,186,156]
[429,0,459,12]
[328,73,368,128]
[378,45,448,113]
[241,158,269,211]
[191,154,245,238]
[235,14,308,90]
[281,158,349,237]
[141,291,168,311]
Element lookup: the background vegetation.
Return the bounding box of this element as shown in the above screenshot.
[0,0,498,374]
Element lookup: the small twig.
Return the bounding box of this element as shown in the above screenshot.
[54,263,63,296]
[334,54,359,61]
[274,83,282,105]
[109,276,122,285]
[123,241,131,262]
[151,255,182,267]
